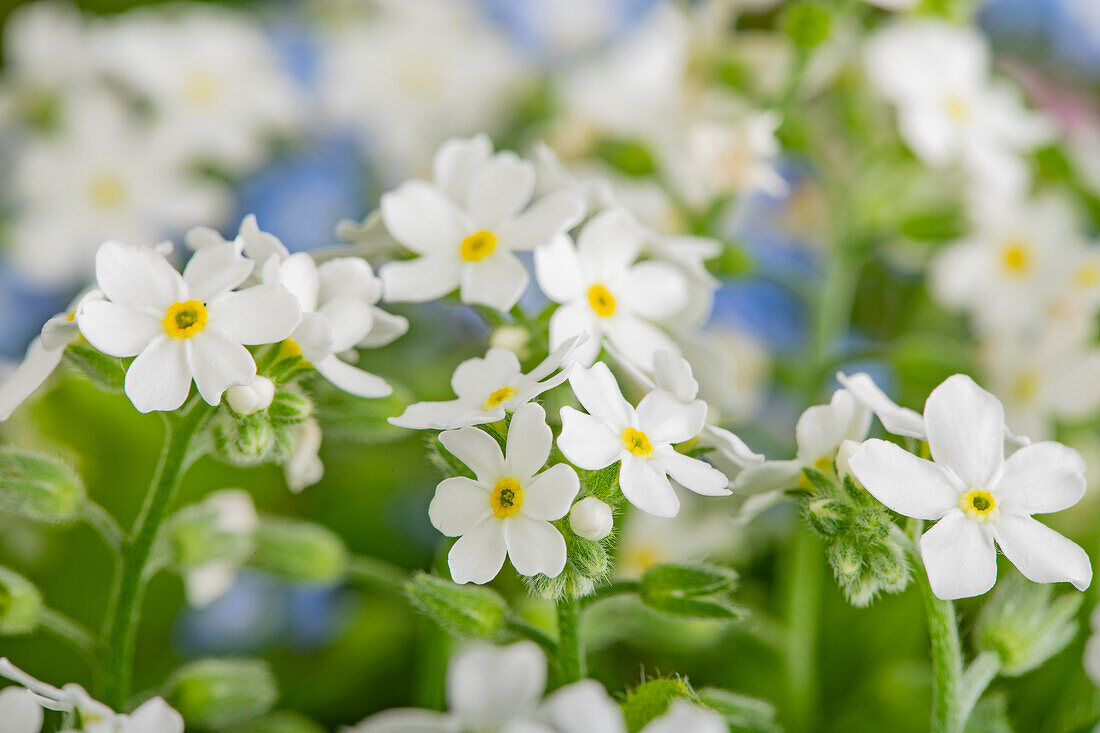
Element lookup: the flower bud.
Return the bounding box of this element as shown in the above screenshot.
[974,574,1081,676]
[0,448,85,524]
[235,415,276,458]
[267,390,313,425]
[569,497,614,541]
[0,566,42,635]
[166,658,277,729]
[168,490,257,569]
[406,573,507,639]
[835,439,861,484]
[226,377,276,416]
[250,517,347,584]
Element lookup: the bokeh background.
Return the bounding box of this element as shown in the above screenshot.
[0,0,1099,730]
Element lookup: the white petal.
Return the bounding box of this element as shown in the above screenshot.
[380,256,462,303]
[187,330,256,406]
[125,337,192,413]
[95,241,184,310]
[0,338,66,421]
[433,134,494,203]
[315,356,393,398]
[185,562,236,608]
[498,190,586,252]
[448,519,507,585]
[641,701,727,733]
[448,641,545,727]
[993,515,1092,591]
[0,687,43,733]
[238,214,290,266]
[77,301,162,357]
[731,459,803,495]
[558,407,622,470]
[429,477,492,537]
[345,709,457,733]
[183,243,253,302]
[542,680,626,733]
[505,403,552,479]
[360,308,409,348]
[619,457,679,517]
[567,362,631,427]
[452,348,521,401]
[655,447,730,496]
[993,442,1086,516]
[549,304,601,366]
[439,426,506,483]
[576,209,644,283]
[291,312,336,363]
[521,464,579,521]
[848,440,960,520]
[603,316,680,373]
[652,350,698,402]
[504,515,567,578]
[635,391,705,445]
[381,181,468,255]
[318,296,374,352]
[267,253,320,312]
[924,374,1005,488]
[795,390,871,465]
[534,234,584,303]
[390,399,489,430]
[466,152,535,229]
[460,253,530,311]
[621,262,689,321]
[208,285,301,346]
[837,371,926,439]
[126,697,184,733]
[919,512,997,600]
[318,257,382,304]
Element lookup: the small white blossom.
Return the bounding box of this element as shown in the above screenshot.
[390,337,580,430]
[535,209,688,370]
[285,419,324,494]
[225,376,276,416]
[850,374,1092,600]
[380,134,585,312]
[77,240,301,413]
[569,497,614,542]
[431,403,579,584]
[558,362,729,518]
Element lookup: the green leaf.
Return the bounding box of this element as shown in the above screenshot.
[696,688,780,732]
[406,573,509,640]
[640,594,747,620]
[595,139,656,177]
[641,563,738,598]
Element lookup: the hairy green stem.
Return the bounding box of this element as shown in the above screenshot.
[82,501,125,554]
[100,400,211,708]
[555,595,585,684]
[958,651,1000,729]
[506,617,557,655]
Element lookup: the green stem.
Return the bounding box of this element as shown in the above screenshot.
[579,580,640,610]
[782,526,823,733]
[958,651,1000,729]
[555,595,585,684]
[506,617,557,656]
[39,607,98,661]
[82,501,125,554]
[100,400,212,708]
[346,554,410,595]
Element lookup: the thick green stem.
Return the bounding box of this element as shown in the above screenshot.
[100,401,211,708]
[782,526,823,733]
[555,595,585,684]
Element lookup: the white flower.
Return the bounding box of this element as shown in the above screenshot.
[225,376,276,416]
[557,362,729,518]
[864,20,1052,193]
[181,489,258,608]
[0,291,101,422]
[849,374,1092,600]
[285,419,324,494]
[77,240,301,413]
[836,372,926,440]
[186,214,291,277]
[641,700,728,733]
[1085,604,1100,688]
[390,337,580,430]
[431,403,579,584]
[0,658,183,733]
[380,135,586,311]
[569,497,614,542]
[535,209,688,370]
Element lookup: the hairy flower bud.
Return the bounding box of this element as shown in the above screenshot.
[0,566,42,635]
[569,497,614,541]
[0,448,85,524]
[250,517,347,584]
[974,574,1081,676]
[167,658,278,729]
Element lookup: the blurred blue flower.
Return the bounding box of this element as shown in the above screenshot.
[980,0,1100,77]
[267,14,321,88]
[708,278,807,354]
[233,135,368,253]
[0,265,71,359]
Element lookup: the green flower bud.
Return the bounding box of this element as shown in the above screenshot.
[166,658,278,729]
[622,678,697,733]
[804,497,850,537]
[249,517,347,584]
[406,573,507,639]
[236,415,276,458]
[0,448,85,523]
[974,574,1081,676]
[167,490,257,570]
[0,566,42,635]
[638,563,745,620]
[783,2,831,49]
[267,390,313,425]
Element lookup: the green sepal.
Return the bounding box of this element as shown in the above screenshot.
[696,688,780,732]
[166,658,278,729]
[405,572,508,640]
[248,517,348,584]
[0,448,85,523]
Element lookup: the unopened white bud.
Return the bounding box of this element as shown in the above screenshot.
[489,325,531,361]
[569,497,613,541]
[836,439,861,484]
[226,377,276,415]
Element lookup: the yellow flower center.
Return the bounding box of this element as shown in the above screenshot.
[959,489,997,521]
[797,455,834,490]
[88,174,126,209]
[1000,240,1032,275]
[184,70,222,107]
[1013,372,1038,403]
[163,300,209,339]
[490,478,523,519]
[587,284,617,318]
[483,386,517,410]
[1074,263,1100,289]
[622,427,654,458]
[946,96,969,121]
[460,230,498,262]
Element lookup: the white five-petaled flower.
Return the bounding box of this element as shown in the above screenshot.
[0,657,183,733]
[390,336,580,430]
[535,209,688,370]
[849,374,1092,600]
[557,362,729,518]
[380,134,586,311]
[77,240,301,413]
[431,403,579,584]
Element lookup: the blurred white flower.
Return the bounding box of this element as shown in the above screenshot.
[8,94,228,285]
[380,135,586,312]
[95,6,303,172]
[0,291,100,422]
[77,240,301,413]
[318,0,529,181]
[390,337,580,430]
[850,374,1092,600]
[558,362,729,518]
[642,699,728,733]
[0,686,41,733]
[225,376,277,416]
[535,209,688,370]
[432,403,579,584]
[0,0,93,99]
[865,20,1052,194]
[1085,604,1100,688]
[182,490,259,608]
[569,496,614,541]
[286,419,324,493]
[616,491,740,580]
